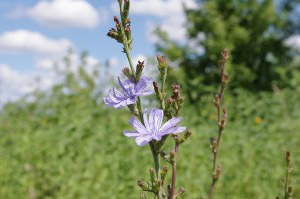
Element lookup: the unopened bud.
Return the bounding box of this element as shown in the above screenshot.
[114,16,120,25]
[123,67,133,78]
[160,166,168,182]
[219,108,227,130]
[222,72,229,84]
[213,94,219,107]
[136,60,145,81]
[137,180,150,191]
[214,166,222,180]
[222,49,229,60]
[156,54,168,72]
[107,28,119,39]
[210,137,217,154]
[171,85,181,99]
[150,168,156,183]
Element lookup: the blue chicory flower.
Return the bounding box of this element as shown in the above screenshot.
[104,76,153,108]
[124,108,186,146]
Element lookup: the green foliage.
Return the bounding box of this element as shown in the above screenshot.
[0,61,299,198]
[156,0,300,102]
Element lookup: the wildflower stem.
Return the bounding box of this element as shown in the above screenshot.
[170,142,179,199]
[120,16,161,198]
[124,42,135,74]
[284,150,292,199]
[208,51,228,199]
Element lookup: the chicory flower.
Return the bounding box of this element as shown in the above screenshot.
[124,108,186,146]
[104,76,153,108]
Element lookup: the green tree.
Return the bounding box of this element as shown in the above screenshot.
[156,0,300,103]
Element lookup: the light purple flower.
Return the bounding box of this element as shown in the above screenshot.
[104,76,153,108]
[124,108,186,146]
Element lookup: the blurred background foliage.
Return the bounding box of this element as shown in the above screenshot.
[0,0,299,198]
[156,0,300,103]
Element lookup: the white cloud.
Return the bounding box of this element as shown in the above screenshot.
[0,30,72,56]
[10,0,101,29]
[0,52,101,104]
[285,35,300,49]
[0,64,34,103]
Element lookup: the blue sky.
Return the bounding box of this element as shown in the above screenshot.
[0,0,298,104]
[0,0,197,103]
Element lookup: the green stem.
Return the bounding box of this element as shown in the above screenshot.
[121,20,161,198]
[124,42,135,74]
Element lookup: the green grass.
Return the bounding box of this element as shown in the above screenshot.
[0,89,299,199]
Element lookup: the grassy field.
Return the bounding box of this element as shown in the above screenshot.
[0,88,299,199]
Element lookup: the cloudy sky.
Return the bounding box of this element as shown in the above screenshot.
[0,0,197,104]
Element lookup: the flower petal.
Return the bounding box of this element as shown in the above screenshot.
[124,130,140,138]
[159,117,183,132]
[149,108,164,133]
[118,76,130,95]
[129,116,150,134]
[143,109,151,131]
[136,76,153,92]
[159,126,186,136]
[135,135,152,146]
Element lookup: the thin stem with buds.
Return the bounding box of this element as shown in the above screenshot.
[208,50,229,199]
[170,142,179,199]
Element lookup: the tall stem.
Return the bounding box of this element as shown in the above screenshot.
[208,60,227,199]
[170,143,179,199]
[121,25,161,198]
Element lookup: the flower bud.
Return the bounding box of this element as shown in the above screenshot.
[160,166,168,183]
[219,108,227,131]
[213,94,219,107]
[210,137,217,154]
[222,49,229,60]
[114,16,121,31]
[123,67,134,80]
[150,168,156,184]
[214,165,222,180]
[156,54,168,72]
[136,60,145,81]
[222,72,229,84]
[137,180,151,191]
[171,85,180,99]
